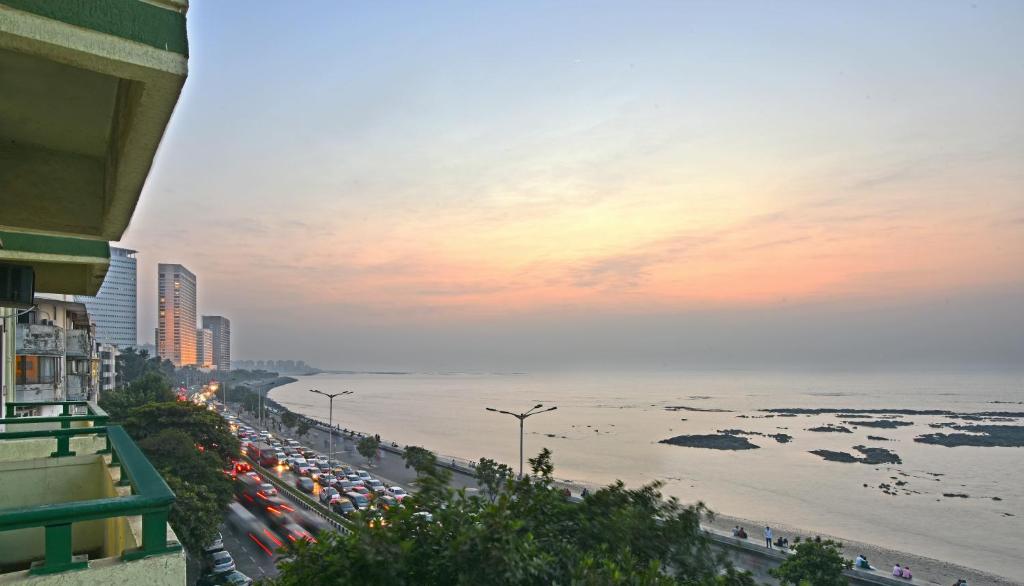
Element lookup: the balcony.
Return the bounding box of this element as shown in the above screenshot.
[0,402,185,584]
[65,331,90,359]
[14,325,63,357]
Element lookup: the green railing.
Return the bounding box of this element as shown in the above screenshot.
[0,410,179,575]
[1,401,109,456]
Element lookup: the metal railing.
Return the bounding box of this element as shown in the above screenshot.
[0,405,179,575]
[1,401,109,456]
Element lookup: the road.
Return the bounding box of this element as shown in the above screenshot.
[231,408,482,495]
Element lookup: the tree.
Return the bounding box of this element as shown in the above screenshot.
[99,372,176,420]
[357,436,380,464]
[770,539,849,586]
[296,419,311,439]
[109,402,239,553]
[403,446,436,477]
[476,457,514,502]
[270,450,754,586]
[137,428,235,552]
[281,410,299,430]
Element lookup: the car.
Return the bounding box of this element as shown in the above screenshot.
[296,477,315,493]
[289,457,308,472]
[377,495,399,509]
[336,479,354,492]
[413,511,434,523]
[333,497,356,516]
[318,474,337,487]
[274,451,287,461]
[367,479,383,490]
[202,531,224,553]
[319,486,341,505]
[345,474,360,483]
[206,550,236,574]
[302,450,317,460]
[259,483,278,497]
[281,522,317,544]
[372,484,389,495]
[198,570,253,586]
[387,486,407,499]
[356,470,371,482]
[340,465,355,476]
[345,491,370,510]
[296,465,312,476]
[309,469,322,482]
[287,439,300,447]
[350,485,369,495]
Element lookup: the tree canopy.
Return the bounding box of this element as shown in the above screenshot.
[99,372,176,420]
[357,435,380,464]
[270,449,754,586]
[770,539,849,586]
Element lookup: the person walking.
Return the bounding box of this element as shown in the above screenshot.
[764,526,773,549]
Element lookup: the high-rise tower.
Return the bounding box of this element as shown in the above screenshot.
[157,264,197,366]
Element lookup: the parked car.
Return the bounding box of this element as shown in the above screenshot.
[198,570,252,586]
[296,477,315,493]
[205,550,236,574]
[202,531,224,553]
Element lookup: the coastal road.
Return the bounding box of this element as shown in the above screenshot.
[220,519,279,581]
[231,408,482,494]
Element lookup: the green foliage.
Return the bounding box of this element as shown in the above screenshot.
[270,451,752,586]
[99,372,176,420]
[137,428,235,552]
[403,446,436,477]
[296,419,311,438]
[476,457,514,502]
[357,435,380,463]
[280,410,299,429]
[770,539,849,586]
[115,403,239,553]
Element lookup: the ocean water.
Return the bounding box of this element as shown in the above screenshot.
[270,370,1024,579]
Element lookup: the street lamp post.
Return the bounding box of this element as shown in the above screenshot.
[485,404,557,478]
[309,389,353,463]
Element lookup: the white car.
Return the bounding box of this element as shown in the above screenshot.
[387,486,407,500]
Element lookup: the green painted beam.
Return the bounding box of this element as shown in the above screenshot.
[0,0,188,56]
[0,230,109,295]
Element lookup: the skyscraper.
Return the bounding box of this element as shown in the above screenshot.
[196,328,213,368]
[202,315,231,371]
[157,264,197,367]
[74,247,137,348]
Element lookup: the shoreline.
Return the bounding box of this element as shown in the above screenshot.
[263,383,1018,586]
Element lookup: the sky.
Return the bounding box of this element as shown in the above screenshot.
[121,1,1024,371]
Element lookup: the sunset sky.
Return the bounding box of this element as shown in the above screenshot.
[123,1,1023,370]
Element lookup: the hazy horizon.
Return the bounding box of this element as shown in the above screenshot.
[118,1,1022,371]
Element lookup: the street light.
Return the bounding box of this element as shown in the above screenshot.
[309,389,353,463]
[485,403,557,478]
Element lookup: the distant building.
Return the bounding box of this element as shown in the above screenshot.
[96,342,119,394]
[157,264,197,367]
[201,316,231,371]
[196,328,213,368]
[74,247,137,348]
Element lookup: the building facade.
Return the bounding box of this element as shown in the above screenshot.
[74,247,137,348]
[97,342,119,393]
[15,297,98,412]
[196,328,213,368]
[157,264,197,367]
[202,315,231,371]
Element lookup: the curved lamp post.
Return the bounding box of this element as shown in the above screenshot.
[309,389,353,463]
[485,404,557,478]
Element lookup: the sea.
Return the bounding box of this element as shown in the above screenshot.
[269,370,1023,580]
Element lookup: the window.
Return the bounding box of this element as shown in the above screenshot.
[16,356,57,385]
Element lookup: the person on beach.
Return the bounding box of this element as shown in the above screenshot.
[893,564,902,577]
[737,527,747,539]
[732,526,740,537]
[764,526,773,548]
[901,566,912,580]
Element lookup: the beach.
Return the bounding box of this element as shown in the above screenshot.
[269,369,1023,583]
